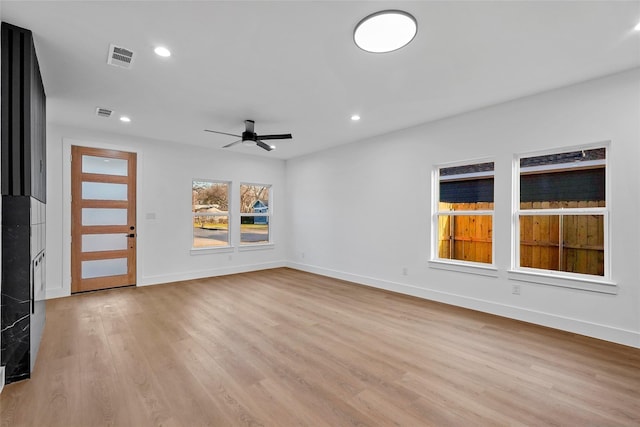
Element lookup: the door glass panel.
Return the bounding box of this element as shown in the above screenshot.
[82,258,128,279]
[82,182,128,201]
[82,208,127,225]
[82,234,128,252]
[82,155,128,176]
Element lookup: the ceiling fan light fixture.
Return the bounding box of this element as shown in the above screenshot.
[205,119,291,152]
[354,10,417,53]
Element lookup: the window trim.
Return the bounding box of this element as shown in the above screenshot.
[239,182,273,247]
[428,259,499,277]
[191,179,232,251]
[431,157,496,271]
[511,142,613,289]
[507,269,617,294]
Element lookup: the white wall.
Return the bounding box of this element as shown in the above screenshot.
[44,68,640,348]
[46,125,287,298]
[286,68,640,348]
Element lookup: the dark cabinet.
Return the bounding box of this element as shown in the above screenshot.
[1,22,47,202]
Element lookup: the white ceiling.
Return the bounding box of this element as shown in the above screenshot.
[3,1,640,159]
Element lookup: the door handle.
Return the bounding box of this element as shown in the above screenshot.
[128,234,136,238]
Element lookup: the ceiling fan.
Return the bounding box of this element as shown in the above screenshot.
[204,120,292,151]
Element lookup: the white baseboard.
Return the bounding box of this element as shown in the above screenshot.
[139,260,287,287]
[46,287,68,300]
[42,260,639,348]
[287,261,640,349]
[0,366,5,393]
[45,261,288,298]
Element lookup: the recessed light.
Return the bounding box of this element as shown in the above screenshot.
[354,10,417,53]
[154,46,171,57]
[270,145,276,150]
[120,116,131,123]
[351,114,361,121]
[635,21,640,31]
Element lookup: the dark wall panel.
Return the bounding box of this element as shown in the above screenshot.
[440,169,604,204]
[521,169,605,203]
[1,196,31,383]
[30,41,46,202]
[440,178,494,203]
[1,21,48,384]
[1,22,46,202]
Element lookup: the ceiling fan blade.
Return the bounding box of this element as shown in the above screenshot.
[256,140,273,151]
[245,120,255,134]
[222,139,242,148]
[256,133,292,140]
[204,129,241,138]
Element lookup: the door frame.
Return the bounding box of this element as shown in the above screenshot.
[70,145,137,293]
[56,137,143,298]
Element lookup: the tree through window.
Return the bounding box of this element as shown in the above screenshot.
[192,180,230,248]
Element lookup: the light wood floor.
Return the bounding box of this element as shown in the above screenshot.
[1,268,639,426]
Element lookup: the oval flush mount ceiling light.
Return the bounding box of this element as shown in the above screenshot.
[354,10,417,53]
[154,46,171,57]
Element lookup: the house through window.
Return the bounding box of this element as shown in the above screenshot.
[240,183,271,245]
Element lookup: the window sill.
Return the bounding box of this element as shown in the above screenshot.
[508,269,617,294]
[238,243,275,252]
[429,259,499,277]
[190,246,234,256]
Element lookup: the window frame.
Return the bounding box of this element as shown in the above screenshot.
[239,182,273,248]
[510,142,616,293]
[191,179,232,253]
[430,157,497,276]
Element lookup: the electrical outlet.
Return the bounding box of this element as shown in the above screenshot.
[301,252,305,259]
[228,254,233,261]
[512,284,521,295]
[402,267,408,276]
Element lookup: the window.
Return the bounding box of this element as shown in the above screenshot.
[192,180,230,248]
[240,183,271,245]
[515,147,607,277]
[433,161,494,265]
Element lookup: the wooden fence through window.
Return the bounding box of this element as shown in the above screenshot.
[438,202,493,264]
[438,201,605,275]
[519,201,604,276]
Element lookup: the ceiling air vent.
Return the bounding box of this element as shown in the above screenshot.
[96,107,113,118]
[107,44,134,69]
